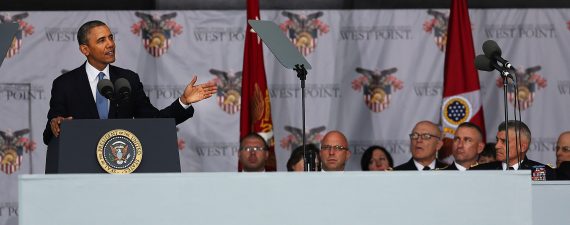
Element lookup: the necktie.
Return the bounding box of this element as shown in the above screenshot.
[96,72,109,119]
[423,166,431,171]
[508,167,515,170]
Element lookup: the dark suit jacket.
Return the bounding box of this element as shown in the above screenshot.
[442,162,458,170]
[470,157,556,180]
[556,161,570,180]
[43,63,194,144]
[394,158,448,171]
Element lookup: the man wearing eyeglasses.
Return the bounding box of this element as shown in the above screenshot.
[319,130,351,171]
[555,131,570,180]
[394,121,448,171]
[444,122,485,171]
[471,120,555,180]
[238,133,269,172]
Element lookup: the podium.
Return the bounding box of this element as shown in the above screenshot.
[45,118,181,173]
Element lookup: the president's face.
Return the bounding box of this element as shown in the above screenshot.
[80,25,116,71]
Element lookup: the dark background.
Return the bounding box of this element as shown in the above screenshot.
[1,0,570,11]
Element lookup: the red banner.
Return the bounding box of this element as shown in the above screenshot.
[239,0,276,171]
[440,0,487,159]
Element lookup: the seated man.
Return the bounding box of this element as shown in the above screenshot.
[471,120,555,180]
[319,130,351,171]
[238,133,269,172]
[555,131,570,180]
[395,121,448,171]
[444,122,485,171]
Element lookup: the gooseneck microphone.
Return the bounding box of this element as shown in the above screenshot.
[96,79,115,100]
[114,78,131,102]
[482,40,516,70]
[474,54,512,78]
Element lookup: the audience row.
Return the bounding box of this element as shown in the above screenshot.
[238,120,570,180]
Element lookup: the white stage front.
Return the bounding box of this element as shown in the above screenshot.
[18,171,547,225]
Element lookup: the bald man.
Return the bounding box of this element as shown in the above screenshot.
[394,121,448,171]
[319,130,351,171]
[555,131,570,180]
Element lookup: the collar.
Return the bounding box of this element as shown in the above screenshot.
[454,162,468,171]
[413,159,435,170]
[502,160,523,170]
[85,61,110,82]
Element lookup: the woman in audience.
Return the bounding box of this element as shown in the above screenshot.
[286,144,321,171]
[361,145,393,171]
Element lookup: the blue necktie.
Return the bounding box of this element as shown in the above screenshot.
[96,72,109,119]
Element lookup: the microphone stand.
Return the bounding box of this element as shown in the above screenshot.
[294,64,315,171]
[500,70,511,170]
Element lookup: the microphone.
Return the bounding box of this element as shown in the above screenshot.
[482,40,516,70]
[474,54,512,79]
[114,78,131,101]
[96,79,114,100]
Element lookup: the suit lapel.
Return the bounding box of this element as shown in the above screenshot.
[77,63,100,118]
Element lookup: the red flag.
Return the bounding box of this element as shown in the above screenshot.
[239,0,276,171]
[440,0,486,158]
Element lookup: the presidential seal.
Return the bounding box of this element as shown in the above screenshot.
[96,129,142,174]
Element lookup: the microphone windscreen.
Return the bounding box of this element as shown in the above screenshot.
[474,55,494,72]
[482,40,501,58]
[114,78,131,93]
[96,79,114,99]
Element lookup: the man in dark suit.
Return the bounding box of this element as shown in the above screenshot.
[394,121,448,171]
[471,120,556,180]
[555,131,570,180]
[443,122,485,171]
[43,20,217,145]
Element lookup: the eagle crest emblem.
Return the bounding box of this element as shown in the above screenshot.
[423,9,449,51]
[209,69,242,114]
[0,128,34,174]
[495,65,547,110]
[131,12,182,57]
[279,11,329,56]
[280,126,326,151]
[0,12,34,58]
[352,67,403,113]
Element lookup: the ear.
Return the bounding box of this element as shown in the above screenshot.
[79,44,89,57]
[435,139,444,151]
[346,150,352,159]
[476,142,485,154]
[520,142,529,154]
[263,151,269,160]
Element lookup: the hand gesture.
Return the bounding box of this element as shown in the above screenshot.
[180,75,218,105]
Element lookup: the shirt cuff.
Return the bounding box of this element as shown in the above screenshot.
[178,98,191,109]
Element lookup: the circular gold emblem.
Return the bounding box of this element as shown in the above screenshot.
[96,129,143,174]
[370,88,387,104]
[149,32,166,48]
[223,90,240,105]
[0,148,18,166]
[442,96,471,126]
[518,86,530,101]
[295,32,314,49]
